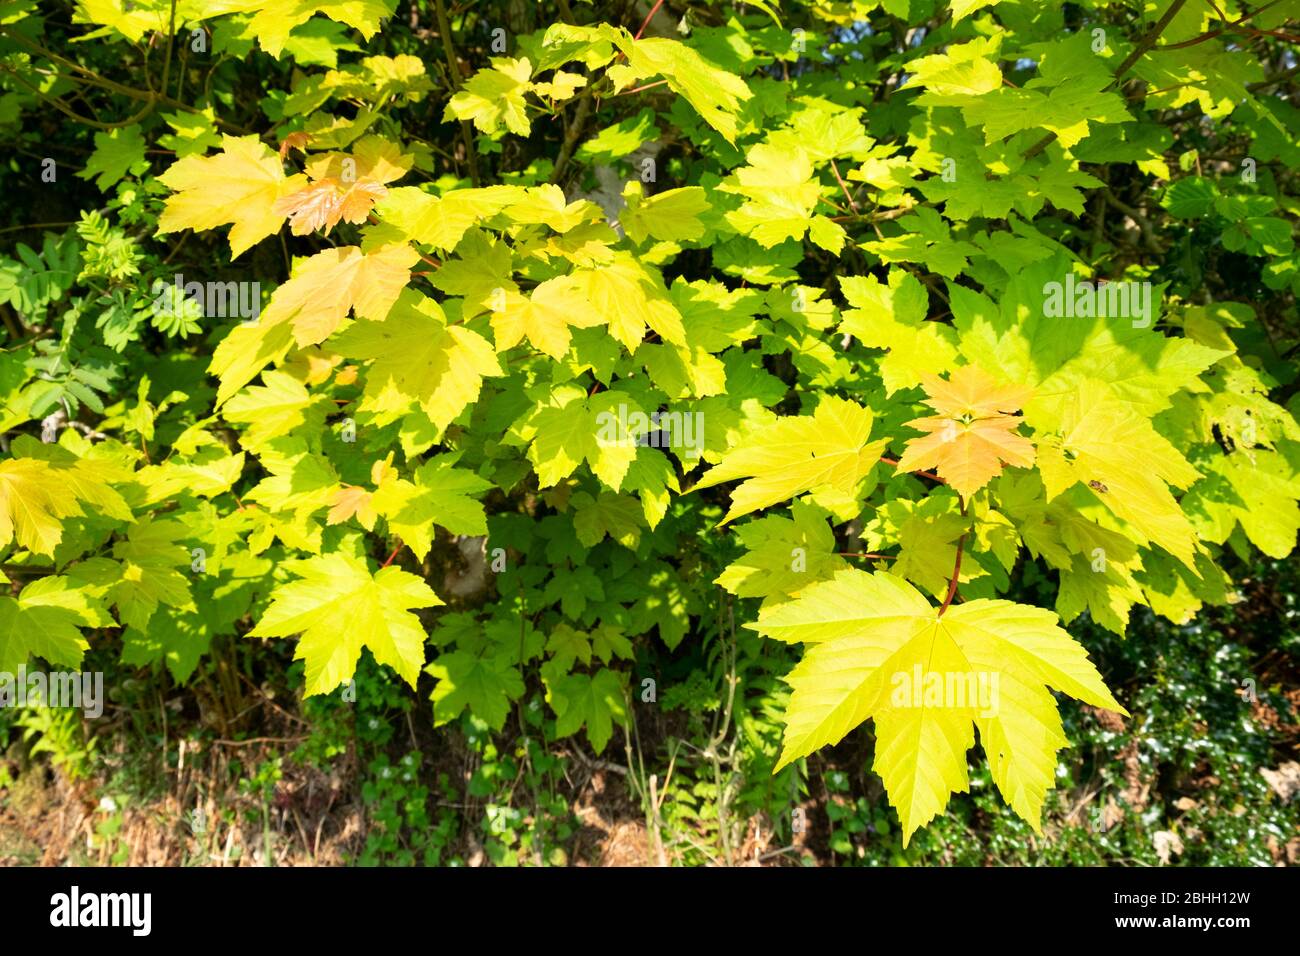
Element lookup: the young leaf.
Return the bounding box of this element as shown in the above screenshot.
[750,569,1127,843]
[693,396,889,524]
[249,552,442,695]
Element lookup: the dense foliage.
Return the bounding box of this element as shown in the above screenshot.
[1,0,1297,853]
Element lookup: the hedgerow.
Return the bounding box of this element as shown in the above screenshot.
[1,0,1297,848]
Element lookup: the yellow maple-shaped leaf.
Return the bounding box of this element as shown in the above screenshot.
[240,0,395,58]
[895,364,1037,499]
[694,396,889,524]
[608,32,751,143]
[222,370,329,451]
[749,568,1126,843]
[530,71,587,101]
[373,185,521,251]
[504,184,603,233]
[489,274,601,360]
[0,441,131,556]
[157,134,306,258]
[1032,379,1201,567]
[210,314,297,407]
[444,56,534,136]
[276,179,388,236]
[261,243,419,346]
[331,288,502,431]
[577,252,686,352]
[720,143,823,248]
[0,575,110,673]
[620,181,709,245]
[249,551,442,696]
[519,386,647,490]
[74,0,178,42]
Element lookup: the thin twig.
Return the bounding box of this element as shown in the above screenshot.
[433,0,480,186]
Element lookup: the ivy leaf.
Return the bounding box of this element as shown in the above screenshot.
[749,569,1126,843]
[249,552,442,695]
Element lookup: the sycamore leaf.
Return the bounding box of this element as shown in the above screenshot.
[721,144,832,249]
[121,606,217,684]
[273,141,410,236]
[0,576,111,672]
[543,565,605,618]
[444,56,534,136]
[0,443,131,556]
[373,185,520,251]
[525,390,644,489]
[157,135,307,258]
[210,314,298,407]
[428,648,524,731]
[274,179,386,236]
[546,623,592,671]
[577,252,686,351]
[250,551,442,696]
[489,273,602,359]
[749,569,1126,843]
[694,396,889,524]
[261,243,419,346]
[875,497,972,599]
[571,489,643,549]
[78,125,147,191]
[839,269,959,393]
[372,456,491,560]
[241,0,396,58]
[907,36,1003,97]
[895,364,1037,499]
[105,519,196,631]
[951,0,999,20]
[547,667,628,753]
[620,181,709,245]
[715,500,847,603]
[1032,380,1201,567]
[607,32,751,143]
[223,370,330,451]
[332,288,502,429]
